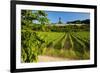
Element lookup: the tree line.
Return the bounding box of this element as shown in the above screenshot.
[67,19,90,24]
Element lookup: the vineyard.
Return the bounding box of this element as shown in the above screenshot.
[21,30,90,62]
[21,10,90,63]
[37,31,90,59]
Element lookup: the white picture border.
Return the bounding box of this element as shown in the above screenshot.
[16,4,94,69]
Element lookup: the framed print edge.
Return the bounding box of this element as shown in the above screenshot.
[10,1,16,72]
[10,0,97,73]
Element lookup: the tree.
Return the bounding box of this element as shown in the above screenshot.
[21,10,50,62]
[21,30,45,62]
[21,10,38,29]
[35,10,50,31]
[21,10,50,31]
[58,17,62,24]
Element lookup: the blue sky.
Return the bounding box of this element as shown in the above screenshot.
[45,11,90,24]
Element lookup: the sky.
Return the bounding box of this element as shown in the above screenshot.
[45,11,90,24]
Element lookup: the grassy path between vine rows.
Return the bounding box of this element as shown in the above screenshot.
[63,34,72,49]
[38,55,70,62]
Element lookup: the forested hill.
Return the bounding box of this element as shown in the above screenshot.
[67,19,90,24]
